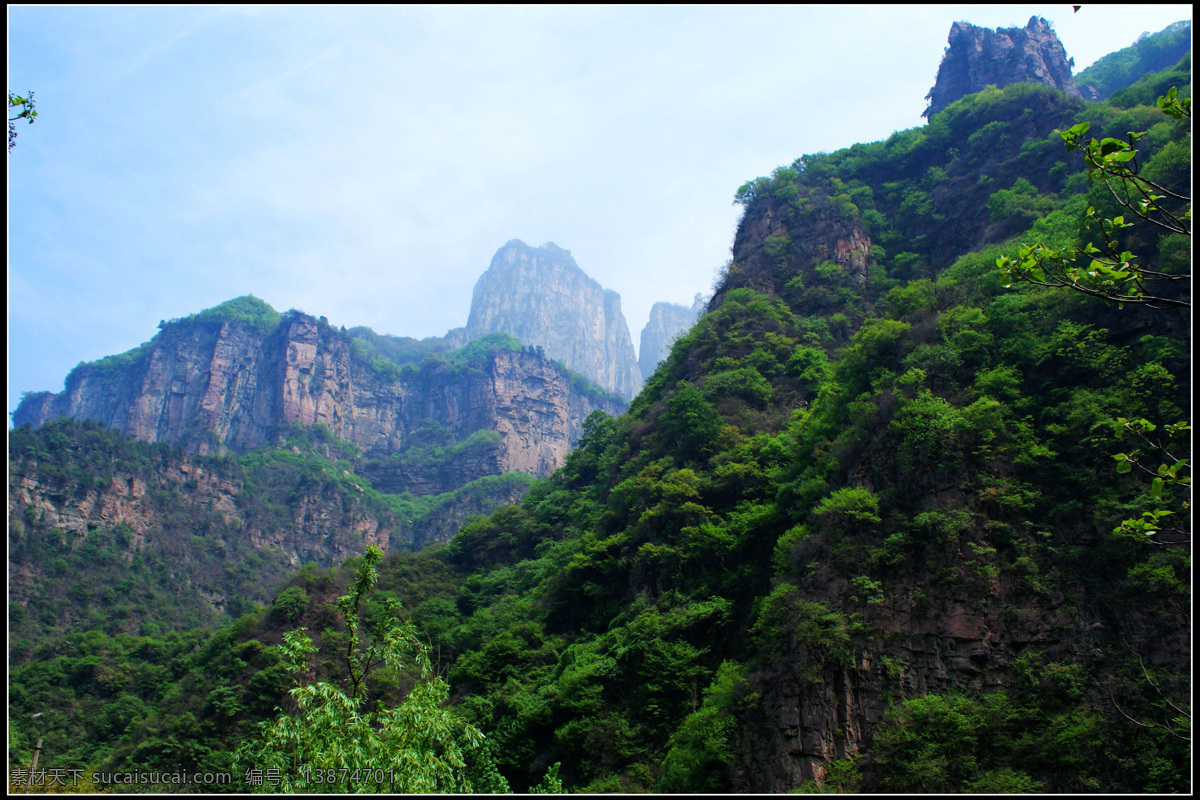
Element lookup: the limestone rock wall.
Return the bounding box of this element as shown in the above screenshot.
[465,240,643,400]
[12,312,625,492]
[638,295,706,381]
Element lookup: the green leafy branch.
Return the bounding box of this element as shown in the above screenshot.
[1108,639,1191,742]
[998,88,1190,309]
[1061,113,1189,239]
[235,545,500,793]
[8,90,37,153]
[1111,418,1191,544]
[335,546,411,701]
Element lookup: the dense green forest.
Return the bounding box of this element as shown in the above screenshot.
[8,30,1191,795]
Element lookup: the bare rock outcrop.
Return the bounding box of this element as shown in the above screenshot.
[924,16,1082,119]
[716,186,874,311]
[12,308,625,492]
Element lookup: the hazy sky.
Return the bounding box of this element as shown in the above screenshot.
[7,4,1191,417]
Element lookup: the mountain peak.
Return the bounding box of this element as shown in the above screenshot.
[924,16,1082,118]
[465,241,643,399]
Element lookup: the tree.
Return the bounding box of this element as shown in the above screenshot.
[9,90,37,152]
[997,87,1190,308]
[234,545,506,793]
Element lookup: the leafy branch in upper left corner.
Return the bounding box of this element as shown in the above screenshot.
[9,90,37,152]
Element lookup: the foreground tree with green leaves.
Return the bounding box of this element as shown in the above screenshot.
[233,545,506,793]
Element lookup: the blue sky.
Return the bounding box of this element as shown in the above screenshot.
[7,4,1191,418]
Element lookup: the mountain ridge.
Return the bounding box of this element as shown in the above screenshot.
[13,300,624,477]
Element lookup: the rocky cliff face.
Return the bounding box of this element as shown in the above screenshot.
[718,187,874,312]
[638,295,706,381]
[924,16,1082,118]
[7,428,383,632]
[13,310,625,490]
[8,449,393,585]
[729,558,1174,791]
[10,300,627,629]
[465,240,643,400]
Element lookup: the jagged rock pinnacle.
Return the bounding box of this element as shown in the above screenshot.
[924,16,1082,118]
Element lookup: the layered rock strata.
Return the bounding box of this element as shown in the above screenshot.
[13,311,625,490]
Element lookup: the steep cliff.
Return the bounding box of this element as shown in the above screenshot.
[638,294,706,381]
[9,296,627,640]
[8,442,388,588]
[6,420,385,633]
[13,300,626,491]
[684,57,1190,793]
[924,16,1082,118]
[465,240,643,400]
[716,183,874,314]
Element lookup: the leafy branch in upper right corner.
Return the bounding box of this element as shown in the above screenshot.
[997,87,1190,308]
[1111,417,1191,544]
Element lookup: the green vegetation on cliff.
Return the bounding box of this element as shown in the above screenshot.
[162,294,284,335]
[350,331,525,382]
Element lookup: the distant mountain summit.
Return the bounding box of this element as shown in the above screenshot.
[462,240,643,400]
[638,294,706,381]
[924,16,1082,118]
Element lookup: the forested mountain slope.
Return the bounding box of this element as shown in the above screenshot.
[8,30,1190,796]
[1074,19,1192,99]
